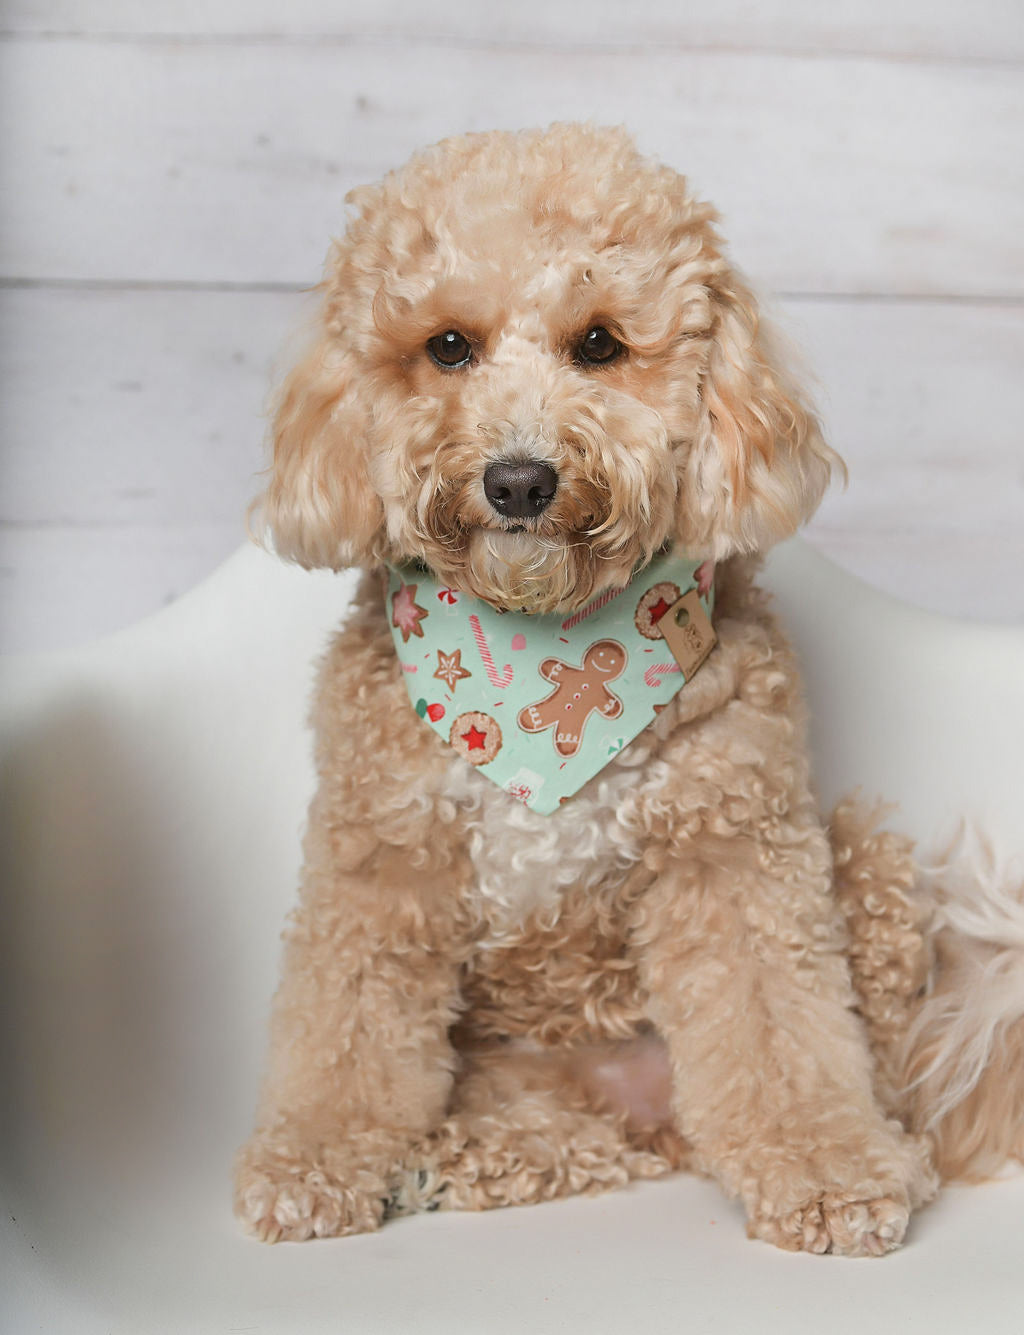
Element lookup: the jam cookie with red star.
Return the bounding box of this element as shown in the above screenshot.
[449,711,502,766]
[517,639,627,758]
[634,582,681,639]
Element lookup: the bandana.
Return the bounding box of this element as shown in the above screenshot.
[386,551,716,814]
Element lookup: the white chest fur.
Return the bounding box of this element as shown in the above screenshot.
[438,741,670,942]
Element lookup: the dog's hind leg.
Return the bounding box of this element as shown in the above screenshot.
[828,797,932,1115]
[391,1039,688,1216]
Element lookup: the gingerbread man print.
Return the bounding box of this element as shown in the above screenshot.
[517,639,627,758]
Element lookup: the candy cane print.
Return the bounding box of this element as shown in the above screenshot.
[644,662,681,688]
[468,613,514,688]
[560,586,623,631]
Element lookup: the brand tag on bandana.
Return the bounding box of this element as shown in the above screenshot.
[658,589,717,679]
[386,551,715,814]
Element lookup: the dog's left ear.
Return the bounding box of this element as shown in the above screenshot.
[679,275,841,559]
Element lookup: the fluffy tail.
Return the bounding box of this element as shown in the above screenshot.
[900,829,1024,1180]
[831,803,1024,1182]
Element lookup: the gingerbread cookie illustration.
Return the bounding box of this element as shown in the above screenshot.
[433,648,471,691]
[449,711,502,765]
[391,580,428,642]
[694,560,715,599]
[634,582,681,639]
[517,639,626,758]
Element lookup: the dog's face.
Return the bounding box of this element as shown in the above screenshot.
[261,125,838,612]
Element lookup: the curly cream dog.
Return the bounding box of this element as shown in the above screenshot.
[236,124,1024,1254]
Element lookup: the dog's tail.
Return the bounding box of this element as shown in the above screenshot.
[899,829,1024,1180]
[831,803,1024,1182]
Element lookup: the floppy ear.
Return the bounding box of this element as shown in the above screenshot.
[680,275,841,559]
[254,334,383,570]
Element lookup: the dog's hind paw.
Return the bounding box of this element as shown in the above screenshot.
[749,1192,910,1257]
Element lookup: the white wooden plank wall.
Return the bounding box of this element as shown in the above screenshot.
[1,1,1022,650]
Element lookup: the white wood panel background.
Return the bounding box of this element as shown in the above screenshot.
[1,1,1022,650]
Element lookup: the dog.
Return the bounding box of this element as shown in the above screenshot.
[235,124,1024,1254]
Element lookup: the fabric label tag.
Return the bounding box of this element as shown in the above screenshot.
[658,590,717,680]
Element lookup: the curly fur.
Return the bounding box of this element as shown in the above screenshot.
[256,124,836,611]
[236,124,1023,1256]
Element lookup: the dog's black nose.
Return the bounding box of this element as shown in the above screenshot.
[483,460,558,519]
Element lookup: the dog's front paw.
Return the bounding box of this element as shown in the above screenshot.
[748,1191,909,1257]
[234,1130,396,1242]
[728,1117,937,1257]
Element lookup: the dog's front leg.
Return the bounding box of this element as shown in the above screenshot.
[632,828,937,1256]
[235,791,470,1242]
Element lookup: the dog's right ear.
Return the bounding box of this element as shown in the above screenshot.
[254,335,383,570]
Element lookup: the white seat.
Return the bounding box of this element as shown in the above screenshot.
[2,539,1022,1334]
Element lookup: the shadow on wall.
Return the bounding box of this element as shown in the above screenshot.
[0,689,296,1299]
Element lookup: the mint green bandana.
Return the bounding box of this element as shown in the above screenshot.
[386,551,715,814]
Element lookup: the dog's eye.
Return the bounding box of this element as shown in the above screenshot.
[577,327,623,366]
[427,330,473,369]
